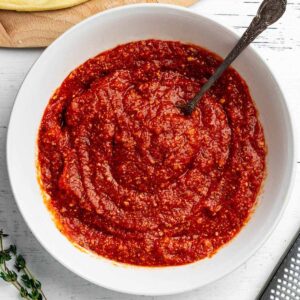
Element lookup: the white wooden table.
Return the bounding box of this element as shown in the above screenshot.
[0,1,299,299]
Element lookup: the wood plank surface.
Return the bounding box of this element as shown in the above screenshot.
[0,0,197,47]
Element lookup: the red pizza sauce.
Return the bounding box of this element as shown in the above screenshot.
[37,40,266,266]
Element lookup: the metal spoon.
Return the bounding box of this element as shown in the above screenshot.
[179,0,287,115]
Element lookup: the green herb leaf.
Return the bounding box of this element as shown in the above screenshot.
[0,230,9,238]
[9,245,17,255]
[20,287,29,298]
[0,250,11,264]
[34,279,41,290]
[21,274,32,288]
[15,255,26,271]
[29,289,42,300]
[0,270,17,282]
[0,271,6,281]
[0,230,47,300]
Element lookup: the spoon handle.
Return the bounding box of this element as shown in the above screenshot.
[180,0,287,115]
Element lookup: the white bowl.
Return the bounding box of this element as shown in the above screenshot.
[7,4,295,296]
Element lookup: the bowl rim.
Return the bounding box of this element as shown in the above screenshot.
[6,3,296,296]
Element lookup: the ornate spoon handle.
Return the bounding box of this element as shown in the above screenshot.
[180,0,287,115]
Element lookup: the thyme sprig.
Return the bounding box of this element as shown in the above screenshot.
[0,230,47,300]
